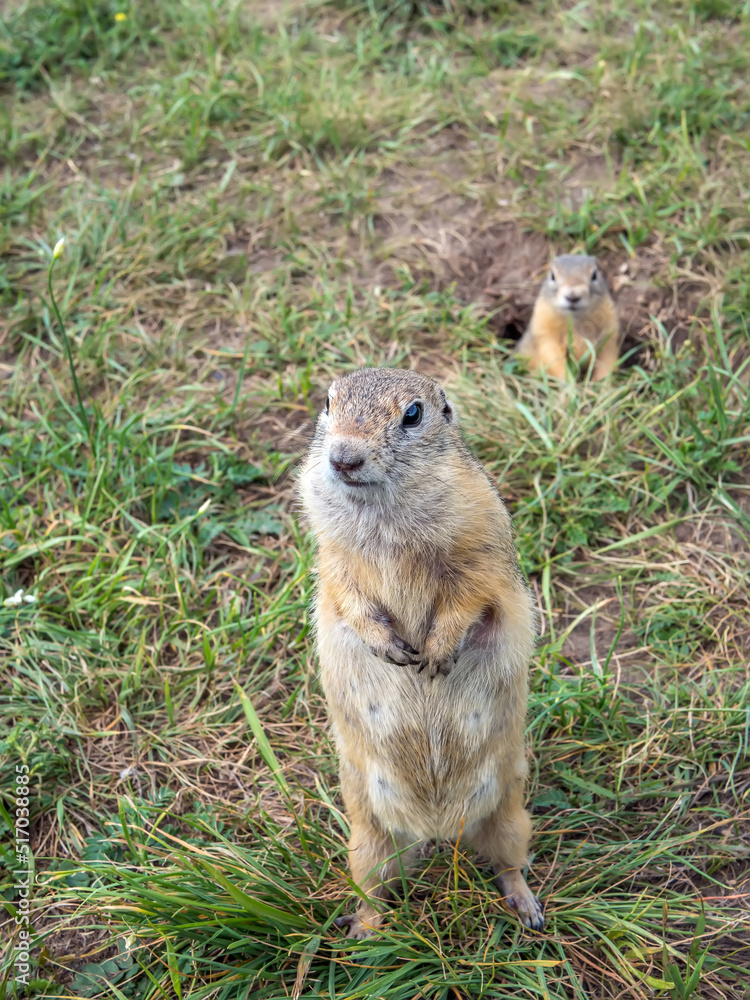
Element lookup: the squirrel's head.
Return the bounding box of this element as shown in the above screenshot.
[303,368,458,502]
[542,254,609,313]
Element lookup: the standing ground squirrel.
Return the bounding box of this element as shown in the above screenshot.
[516,254,620,380]
[299,367,544,939]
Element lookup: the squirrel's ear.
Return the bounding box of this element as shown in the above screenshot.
[443,398,455,422]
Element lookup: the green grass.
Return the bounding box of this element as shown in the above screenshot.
[1,0,749,997]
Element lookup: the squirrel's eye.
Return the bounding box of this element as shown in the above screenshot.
[549,270,556,282]
[591,269,598,281]
[325,396,330,414]
[402,402,423,428]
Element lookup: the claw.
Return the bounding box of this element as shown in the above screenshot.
[372,630,422,667]
[393,636,420,657]
[496,881,545,932]
[515,895,545,931]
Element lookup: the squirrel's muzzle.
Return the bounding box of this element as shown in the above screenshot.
[328,439,367,478]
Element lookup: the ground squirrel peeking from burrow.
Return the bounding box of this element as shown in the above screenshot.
[299,367,544,939]
[516,254,620,381]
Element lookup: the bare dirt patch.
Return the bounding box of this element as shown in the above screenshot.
[538,577,644,683]
[551,510,750,688]
[355,132,493,285]
[443,221,549,338]
[224,222,287,279]
[29,916,115,989]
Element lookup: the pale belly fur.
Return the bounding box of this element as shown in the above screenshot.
[318,618,525,842]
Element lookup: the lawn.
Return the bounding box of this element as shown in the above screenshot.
[1,0,749,997]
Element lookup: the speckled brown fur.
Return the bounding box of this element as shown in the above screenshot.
[299,368,544,938]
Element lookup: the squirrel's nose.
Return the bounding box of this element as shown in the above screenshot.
[329,442,366,475]
[565,292,582,305]
[330,455,365,474]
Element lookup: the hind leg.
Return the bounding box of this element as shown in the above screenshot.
[467,781,544,931]
[335,817,419,939]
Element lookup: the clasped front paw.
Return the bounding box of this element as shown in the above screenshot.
[370,633,422,667]
[416,641,461,678]
[417,654,453,678]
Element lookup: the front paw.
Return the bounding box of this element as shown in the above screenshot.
[370,633,422,667]
[417,642,460,678]
[417,653,456,678]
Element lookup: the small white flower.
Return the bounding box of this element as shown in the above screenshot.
[53,237,65,259]
[23,594,36,604]
[3,589,25,607]
[197,498,211,515]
